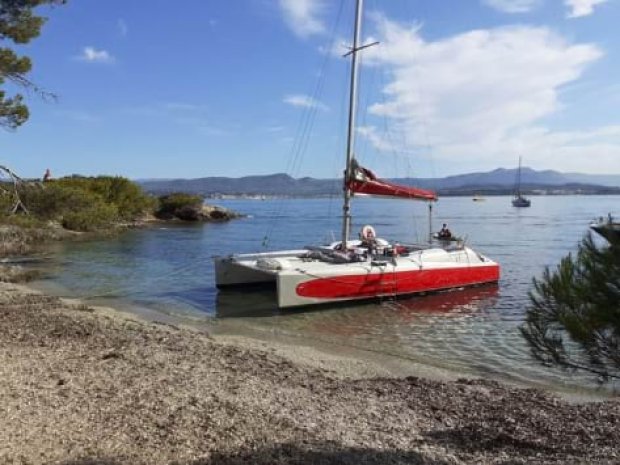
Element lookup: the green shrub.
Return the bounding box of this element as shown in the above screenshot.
[19,184,106,220]
[0,214,45,229]
[156,193,203,219]
[521,233,620,382]
[62,202,118,232]
[46,176,156,220]
[14,176,155,230]
[57,176,156,220]
[3,177,205,231]
[0,191,16,215]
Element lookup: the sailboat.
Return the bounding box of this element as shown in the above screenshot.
[511,157,531,207]
[214,0,500,308]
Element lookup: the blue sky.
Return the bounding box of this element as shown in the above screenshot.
[1,0,619,180]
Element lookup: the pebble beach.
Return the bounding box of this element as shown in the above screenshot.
[1,281,619,465]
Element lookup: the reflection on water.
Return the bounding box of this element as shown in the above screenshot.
[31,196,620,395]
[383,285,499,316]
[215,284,498,319]
[215,288,279,317]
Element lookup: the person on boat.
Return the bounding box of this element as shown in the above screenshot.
[438,223,452,239]
[360,225,377,255]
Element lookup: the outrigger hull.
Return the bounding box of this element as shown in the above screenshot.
[215,246,500,308]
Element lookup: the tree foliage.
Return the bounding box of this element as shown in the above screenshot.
[521,233,620,382]
[0,0,65,129]
[13,176,156,231]
[155,192,203,220]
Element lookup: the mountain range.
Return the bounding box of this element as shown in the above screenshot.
[138,167,620,197]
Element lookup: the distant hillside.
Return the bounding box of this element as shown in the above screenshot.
[139,173,340,197]
[411,168,620,189]
[138,167,620,197]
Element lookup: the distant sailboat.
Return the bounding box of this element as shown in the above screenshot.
[512,157,531,208]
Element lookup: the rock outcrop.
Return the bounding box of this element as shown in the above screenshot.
[156,204,242,222]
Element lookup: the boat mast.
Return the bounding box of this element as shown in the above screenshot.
[428,203,433,244]
[341,0,364,249]
[516,156,522,197]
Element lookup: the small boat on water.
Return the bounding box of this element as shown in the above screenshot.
[512,157,531,208]
[590,214,620,241]
[512,196,530,207]
[214,0,500,308]
[472,195,485,202]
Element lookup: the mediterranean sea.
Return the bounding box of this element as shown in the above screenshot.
[32,195,619,396]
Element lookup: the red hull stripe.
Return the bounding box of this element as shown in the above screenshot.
[296,265,500,300]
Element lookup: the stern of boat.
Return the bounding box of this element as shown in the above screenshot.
[214,255,277,288]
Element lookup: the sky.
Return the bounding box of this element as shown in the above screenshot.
[1,0,619,180]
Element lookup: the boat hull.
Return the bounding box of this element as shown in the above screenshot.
[293,265,499,300]
[590,223,620,242]
[512,197,531,207]
[215,247,500,308]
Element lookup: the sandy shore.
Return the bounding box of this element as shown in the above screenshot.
[1,282,619,465]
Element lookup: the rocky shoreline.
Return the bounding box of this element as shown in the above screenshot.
[0,281,618,465]
[0,203,241,267]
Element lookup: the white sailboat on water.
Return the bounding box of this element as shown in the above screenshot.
[512,157,531,208]
[214,0,500,308]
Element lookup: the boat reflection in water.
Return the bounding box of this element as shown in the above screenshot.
[214,283,499,321]
[384,284,499,317]
[215,287,280,318]
[300,284,500,340]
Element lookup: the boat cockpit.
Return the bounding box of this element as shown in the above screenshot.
[299,225,465,265]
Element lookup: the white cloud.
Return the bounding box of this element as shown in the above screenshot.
[283,94,328,111]
[76,47,115,64]
[565,0,608,17]
[358,17,613,172]
[278,0,325,38]
[482,0,542,13]
[117,19,128,37]
[508,125,620,172]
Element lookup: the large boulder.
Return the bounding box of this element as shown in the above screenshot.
[155,193,242,222]
[157,204,241,222]
[198,204,241,221]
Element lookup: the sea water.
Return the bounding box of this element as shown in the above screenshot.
[32,195,619,396]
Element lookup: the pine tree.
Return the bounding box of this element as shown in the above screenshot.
[521,233,620,382]
[0,0,65,129]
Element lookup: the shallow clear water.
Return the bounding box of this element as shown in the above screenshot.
[34,195,619,395]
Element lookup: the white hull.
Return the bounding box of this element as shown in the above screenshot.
[215,243,500,308]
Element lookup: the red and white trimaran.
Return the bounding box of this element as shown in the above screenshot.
[215,0,499,308]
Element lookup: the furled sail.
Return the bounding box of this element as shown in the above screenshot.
[346,160,437,201]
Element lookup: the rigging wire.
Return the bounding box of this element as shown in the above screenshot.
[326,42,353,237]
[262,0,346,248]
[368,0,441,241]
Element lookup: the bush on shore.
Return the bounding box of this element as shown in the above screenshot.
[155,192,204,220]
[2,176,156,232]
[1,177,235,233]
[521,233,620,382]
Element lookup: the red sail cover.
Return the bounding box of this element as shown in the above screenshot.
[347,163,437,201]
